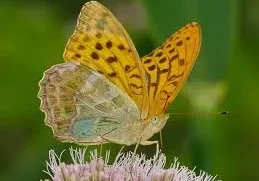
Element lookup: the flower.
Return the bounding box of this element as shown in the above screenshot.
[42,147,219,181]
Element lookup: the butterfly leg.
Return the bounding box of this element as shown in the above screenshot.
[134,140,160,156]
[140,140,159,146]
[119,145,125,154]
[129,137,143,181]
[133,136,142,156]
[160,131,163,151]
[140,140,160,158]
[141,140,163,174]
[99,138,104,158]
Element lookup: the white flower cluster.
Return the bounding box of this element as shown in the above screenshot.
[42,147,218,181]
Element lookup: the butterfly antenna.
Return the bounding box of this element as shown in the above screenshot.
[168,110,229,115]
[219,110,229,114]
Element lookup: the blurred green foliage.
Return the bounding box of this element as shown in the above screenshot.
[0,0,258,180]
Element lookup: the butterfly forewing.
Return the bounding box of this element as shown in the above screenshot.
[63,1,149,118]
[141,22,201,116]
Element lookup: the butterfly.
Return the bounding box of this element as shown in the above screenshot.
[38,1,201,146]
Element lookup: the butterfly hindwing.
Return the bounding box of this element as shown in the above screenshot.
[63,1,149,118]
[141,22,201,116]
[38,62,140,145]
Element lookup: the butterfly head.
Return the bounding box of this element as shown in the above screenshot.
[140,114,169,141]
[148,114,170,126]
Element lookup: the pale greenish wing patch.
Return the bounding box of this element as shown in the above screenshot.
[38,62,140,145]
[72,119,97,139]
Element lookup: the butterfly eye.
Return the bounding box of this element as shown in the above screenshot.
[151,116,159,125]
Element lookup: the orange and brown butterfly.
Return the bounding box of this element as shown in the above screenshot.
[38,1,201,146]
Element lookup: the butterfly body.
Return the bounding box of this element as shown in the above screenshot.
[38,1,201,146]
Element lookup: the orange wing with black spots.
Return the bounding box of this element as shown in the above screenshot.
[63,1,149,118]
[141,22,201,116]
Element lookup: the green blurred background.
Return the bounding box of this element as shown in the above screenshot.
[1,0,258,180]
